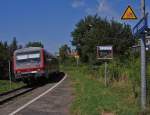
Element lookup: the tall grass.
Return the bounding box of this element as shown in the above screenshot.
[147,61,150,106]
[62,56,150,113]
[96,58,141,98]
[96,57,150,112]
[62,65,140,115]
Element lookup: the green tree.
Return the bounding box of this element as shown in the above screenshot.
[0,41,10,79]
[0,38,21,80]
[9,37,18,57]
[0,41,9,60]
[0,38,23,80]
[59,44,71,63]
[71,15,135,63]
[26,41,44,48]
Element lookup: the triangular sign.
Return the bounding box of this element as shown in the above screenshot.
[121,5,137,20]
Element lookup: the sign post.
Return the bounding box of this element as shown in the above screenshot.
[97,45,113,87]
[75,55,79,66]
[132,0,149,111]
[104,61,108,87]
[8,60,12,89]
[140,0,146,111]
[73,50,80,66]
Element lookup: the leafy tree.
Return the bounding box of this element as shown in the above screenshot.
[0,38,21,80]
[9,37,18,57]
[26,41,44,48]
[0,41,9,60]
[59,44,71,63]
[0,41,10,79]
[71,15,135,63]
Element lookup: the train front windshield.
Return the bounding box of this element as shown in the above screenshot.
[15,51,41,69]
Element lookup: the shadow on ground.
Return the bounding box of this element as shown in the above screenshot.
[29,72,65,87]
[48,72,65,83]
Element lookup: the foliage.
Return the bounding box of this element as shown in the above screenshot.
[25,41,44,48]
[71,15,135,63]
[9,37,18,56]
[59,44,71,63]
[0,38,19,80]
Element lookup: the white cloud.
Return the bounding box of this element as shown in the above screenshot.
[97,0,110,13]
[86,0,119,20]
[71,0,85,8]
[85,8,95,14]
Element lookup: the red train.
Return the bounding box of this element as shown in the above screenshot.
[13,47,59,84]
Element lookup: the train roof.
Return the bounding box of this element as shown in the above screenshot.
[14,47,43,54]
[14,47,56,58]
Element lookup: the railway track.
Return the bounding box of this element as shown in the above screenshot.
[0,72,65,105]
[0,86,37,105]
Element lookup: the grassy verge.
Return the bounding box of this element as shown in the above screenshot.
[0,80,25,93]
[61,65,140,115]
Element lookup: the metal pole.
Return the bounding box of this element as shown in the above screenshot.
[76,58,79,66]
[104,61,107,87]
[8,60,12,89]
[141,0,146,111]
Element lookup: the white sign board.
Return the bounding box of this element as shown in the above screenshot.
[97,46,113,60]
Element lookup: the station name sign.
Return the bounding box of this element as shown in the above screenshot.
[97,45,113,60]
[98,46,112,50]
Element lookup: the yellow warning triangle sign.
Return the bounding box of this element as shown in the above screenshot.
[121,5,137,20]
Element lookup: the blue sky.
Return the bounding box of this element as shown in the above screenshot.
[0,0,150,53]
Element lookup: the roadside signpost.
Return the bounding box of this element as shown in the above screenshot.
[97,45,113,86]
